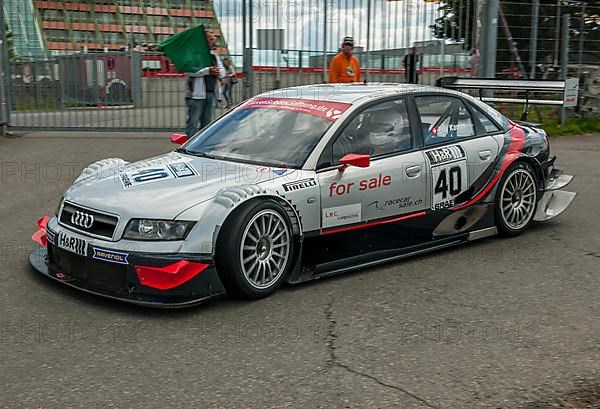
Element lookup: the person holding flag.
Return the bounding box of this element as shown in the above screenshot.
[158,26,225,136]
[184,30,225,136]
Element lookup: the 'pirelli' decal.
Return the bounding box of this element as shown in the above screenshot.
[282,178,317,192]
[425,145,466,166]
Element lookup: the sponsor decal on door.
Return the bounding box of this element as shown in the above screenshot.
[322,203,361,228]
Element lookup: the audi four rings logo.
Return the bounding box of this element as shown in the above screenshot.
[71,211,94,229]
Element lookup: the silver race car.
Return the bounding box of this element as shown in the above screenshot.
[30,83,576,307]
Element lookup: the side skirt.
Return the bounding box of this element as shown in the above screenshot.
[313,235,467,279]
[288,224,498,284]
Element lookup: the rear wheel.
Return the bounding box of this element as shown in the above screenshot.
[216,200,295,298]
[495,161,538,237]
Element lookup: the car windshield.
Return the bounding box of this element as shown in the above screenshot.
[183,105,336,168]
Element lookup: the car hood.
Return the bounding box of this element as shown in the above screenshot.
[64,152,295,219]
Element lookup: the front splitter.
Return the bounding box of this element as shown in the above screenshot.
[28,248,226,308]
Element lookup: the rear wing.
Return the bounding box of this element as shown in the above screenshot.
[437,77,579,120]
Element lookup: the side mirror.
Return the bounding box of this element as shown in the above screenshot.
[170,133,189,145]
[339,153,370,170]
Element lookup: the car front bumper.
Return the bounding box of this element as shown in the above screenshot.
[29,224,227,308]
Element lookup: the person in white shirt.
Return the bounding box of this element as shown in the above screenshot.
[184,30,225,137]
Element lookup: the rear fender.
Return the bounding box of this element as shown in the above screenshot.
[454,125,527,210]
[485,153,544,203]
[483,123,546,203]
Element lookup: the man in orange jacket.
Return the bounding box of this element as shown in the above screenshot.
[328,36,361,83]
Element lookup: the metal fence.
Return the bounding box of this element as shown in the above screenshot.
[215,0,468,89]
[1,0,475,131]
[496,2,600,76]
[5,46,472,131]
[7,52,161,130]
[495,1,600,115]
[1,0,599,131]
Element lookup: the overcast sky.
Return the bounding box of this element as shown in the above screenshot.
[213,0,443,57]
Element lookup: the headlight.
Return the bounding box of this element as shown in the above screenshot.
[123,219,196,241]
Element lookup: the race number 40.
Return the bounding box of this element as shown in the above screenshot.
[425,145,468,211]
[431,161,467,210]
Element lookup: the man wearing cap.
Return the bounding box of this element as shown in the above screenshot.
[329,36,361,83]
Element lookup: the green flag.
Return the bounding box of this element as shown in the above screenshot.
[157,25,214,73]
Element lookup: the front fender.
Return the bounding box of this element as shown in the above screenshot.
[177,185,302,256]
[73,158,128,185]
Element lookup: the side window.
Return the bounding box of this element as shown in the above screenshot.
[470,104,502,133]
[415,96,476,145]
[332,99,412,164]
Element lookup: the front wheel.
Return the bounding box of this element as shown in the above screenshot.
[494,161,538,237]
[216,200,296,299]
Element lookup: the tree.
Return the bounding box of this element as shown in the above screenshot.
[430,0,600,73]
[430,0,476,50]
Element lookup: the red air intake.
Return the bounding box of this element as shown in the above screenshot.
[134,260,209,290]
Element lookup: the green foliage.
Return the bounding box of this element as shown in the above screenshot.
[430,0,600,72]
[431,1,476,50]
[541,116,600,136]
[496,105,600,136]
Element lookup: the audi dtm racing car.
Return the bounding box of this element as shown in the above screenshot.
[30,83,576,307]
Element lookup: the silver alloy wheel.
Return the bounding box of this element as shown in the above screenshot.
[500,168,537,230]
[240,209,291,289]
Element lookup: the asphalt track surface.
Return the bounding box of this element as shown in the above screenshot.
[0,131,599,409]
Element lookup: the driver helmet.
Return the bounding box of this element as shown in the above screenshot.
[369,126,396,146]
[367,112,404,147]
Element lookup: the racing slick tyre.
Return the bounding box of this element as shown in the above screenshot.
[216,199,296,299]
[494,161,538,237]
